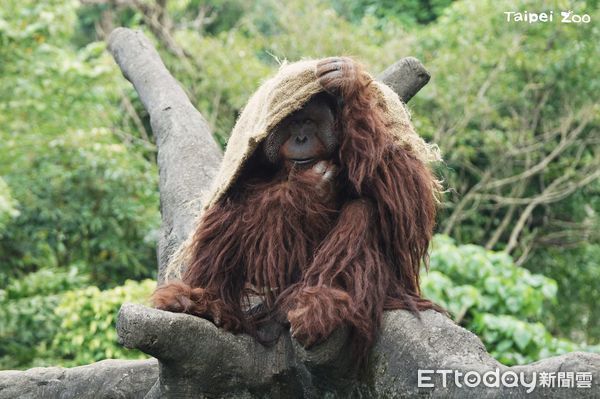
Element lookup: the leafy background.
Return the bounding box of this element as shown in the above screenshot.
[0,0,598,369]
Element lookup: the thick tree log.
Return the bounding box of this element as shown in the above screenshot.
[0,359,157,399]
[114,303,600,398]
[377,56,431,103]
[108,28,222,283]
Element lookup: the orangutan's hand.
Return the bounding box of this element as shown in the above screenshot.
[152,281,243,331]
[316,57,372,98]
[287,285,353,348]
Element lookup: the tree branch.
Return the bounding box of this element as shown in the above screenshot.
[376,56,430,103]
[113,303,600,398]
[485,110,592,190]
[505,168,600,253]
[108,28,222,283]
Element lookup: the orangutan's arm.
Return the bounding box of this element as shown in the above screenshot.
[286,200,388,350]
[152,202,248,332]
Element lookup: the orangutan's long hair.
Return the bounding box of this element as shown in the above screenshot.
[153,62,440,366]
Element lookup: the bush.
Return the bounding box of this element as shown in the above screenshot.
[423,235,600,365]
[0,128,160,286]
[0,267,89,369]
[49,279,155,367]
[0,277,154,370]
[0,177,19,235]
[470,313,599,366]
[1,266,89,301]
[529,244,600,345]
[0,0,160,287]
[426,235,557,320]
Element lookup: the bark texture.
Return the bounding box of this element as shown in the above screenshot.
[0,359,157,399]
[107,27,222,283]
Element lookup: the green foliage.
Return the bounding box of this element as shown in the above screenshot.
[0,177,19,236]
[470,313,599,366]
[423,236,599,365]
[150,0,414,143]
[0,277,153,369]
[407,0,599,250]
[1,266,88,301]
[0,294,62,369]
[186,0,251,35]
[49,279,154,367]
[332,0,455,25]
[0,267,89,369]
[1,128,160,286]
[0,0,160,286]
[530,244,600,344]
[1,1,115,136]
[0,0,159,369]
[426,236,557,319]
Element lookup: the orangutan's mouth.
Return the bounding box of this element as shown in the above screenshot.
[291,158,315,165]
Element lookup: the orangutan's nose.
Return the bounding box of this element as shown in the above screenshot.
[295,135,308,145]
